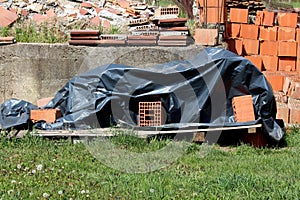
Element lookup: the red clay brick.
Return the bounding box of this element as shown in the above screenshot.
[278,57,296,71]
[274,91,288,104]
[262,11,276,27]
[277,12,298,28]
[95,7,102,14]
[263,72,284,91]
[226,38,243,55]
[240,24,259,40]
[283,76,292,95]
[296,28,300,43]
[81,2,93,8]
[232,95,255,122]
[243,39,259,55]
[117,0,130,8]
[198,0,224,7]
[0,6,18,27]
[276,103,290,124]
[288,79,300,96]
[262,56,278,71]
[32,14,47,25]
[290,108,300,124]
[255,11,263,25]
[277,27,296,41]
[278,41,297,57]
[139,102,162,127]
[102,19,111,30]
[21,9,28,17]
[200,7,226,23]
[242,131,269,147]
[260,41,278,56]
[79,8,89,15]
[259,26,277,41]
[90,16,101,26]
[288,98,300,124]
[230,8,248,23]
[9,7,16,14]
[36,97,53,108]
[226,23,241,38]
[46,9,56,18]
[245,55,262,71]
[194,28,218,46]
[291,83,300,99]
[30,109,62,123]
[297,59,300,72]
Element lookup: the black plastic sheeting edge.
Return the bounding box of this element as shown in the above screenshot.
[0,48,285,141]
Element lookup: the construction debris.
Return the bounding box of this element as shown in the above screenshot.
[0,0,189,38]
[0,37,16,45]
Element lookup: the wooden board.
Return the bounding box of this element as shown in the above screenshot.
[31,124,262,140]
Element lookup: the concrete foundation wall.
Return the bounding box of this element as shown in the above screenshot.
[0,43,203,104]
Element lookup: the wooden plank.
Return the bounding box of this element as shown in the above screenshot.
[31,124,263,139]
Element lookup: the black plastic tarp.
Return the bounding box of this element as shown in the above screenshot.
[0,48,284,141]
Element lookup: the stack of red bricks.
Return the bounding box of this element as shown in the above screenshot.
[195,0,227,24]
[226,8,300,125]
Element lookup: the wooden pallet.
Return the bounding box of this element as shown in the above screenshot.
[30,124,263,144]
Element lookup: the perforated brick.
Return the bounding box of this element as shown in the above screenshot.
[232,95,255,122]
[139,102,162,127]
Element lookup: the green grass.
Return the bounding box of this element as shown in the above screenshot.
[291,2,300,8]
[159,0,175,7]
[0,22,68,43]
[0,127,299,199]
[274,0,300,8]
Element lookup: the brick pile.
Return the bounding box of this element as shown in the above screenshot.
[0,0,181,36]
[226,8,300,125]
[226,0,265,20]
[196,0,227,24]
[69,30,192,46]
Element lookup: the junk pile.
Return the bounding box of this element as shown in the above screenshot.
[68,6,192,46]
[0,0,190,39]
[0,48,285,144]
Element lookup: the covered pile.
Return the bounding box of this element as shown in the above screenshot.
[0,48,285,142]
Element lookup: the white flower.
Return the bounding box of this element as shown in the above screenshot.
[86,194,89,197]
[29,192,33,196]
[7,189,13,194]
[11,180,16,184]
[31,169,36,174]
[80,190,86,194]
[150,188,154,193]
[42,192,49,198]
[86,190,89,193]
[36,164,42,171]
[17,164,21,169]
[24,167,29,171]
[58,190,63,195]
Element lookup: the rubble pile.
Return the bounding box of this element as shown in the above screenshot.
[0,0,176,34]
